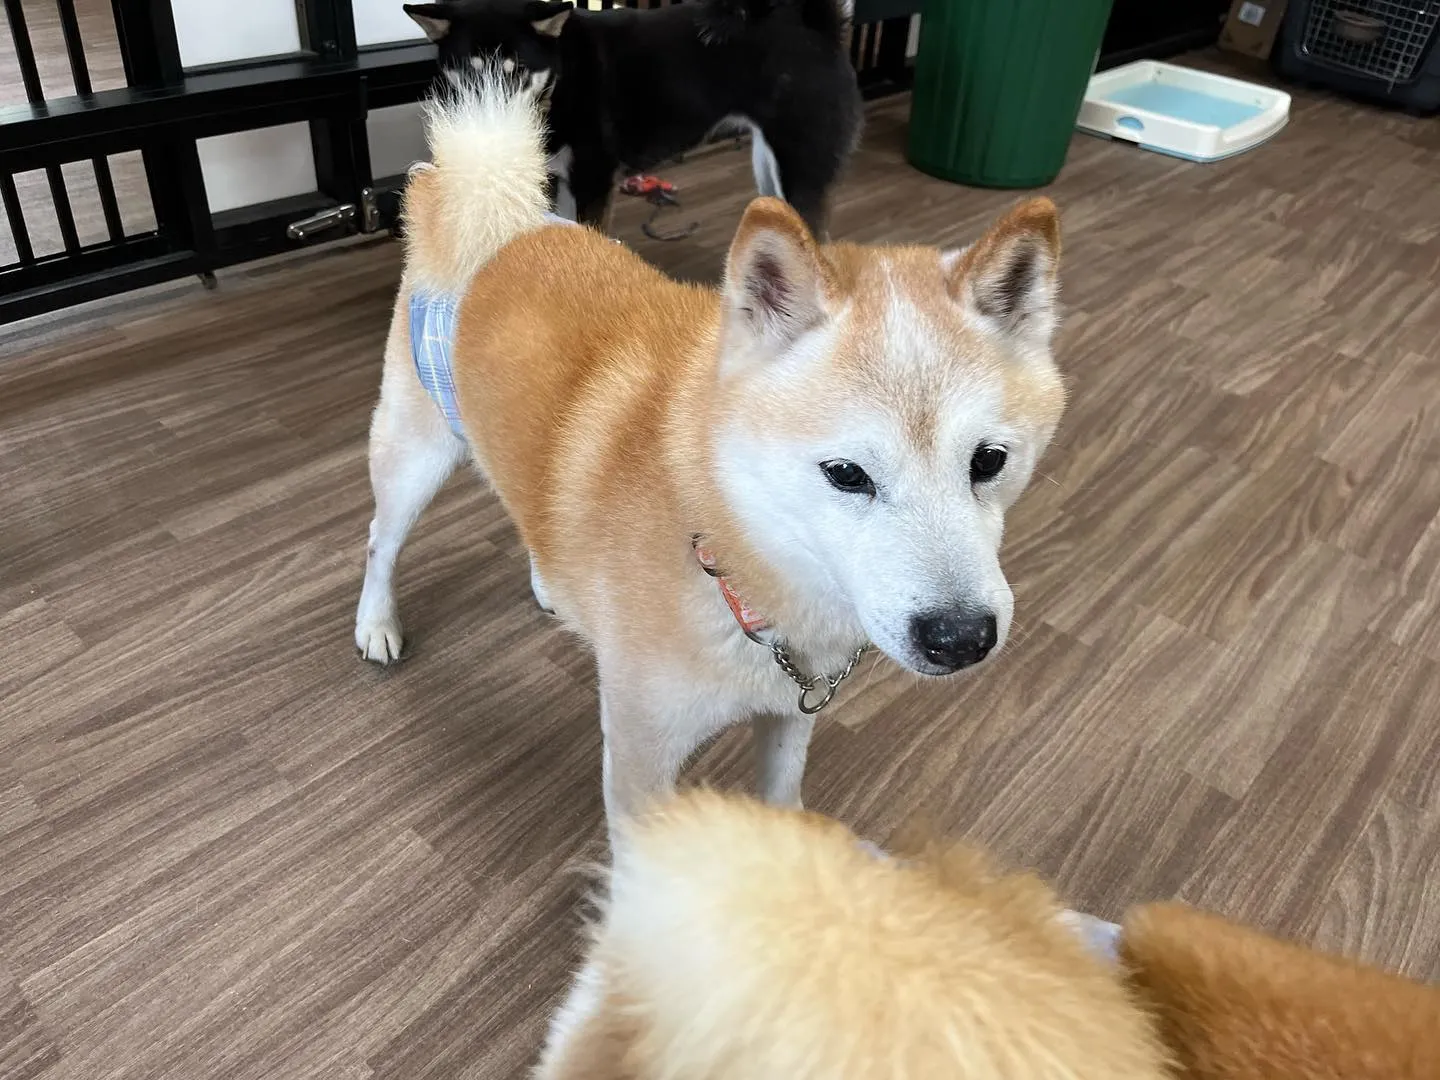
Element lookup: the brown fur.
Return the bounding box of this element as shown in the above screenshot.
[1122,903,1440,1080]
[536,791,1171,1079]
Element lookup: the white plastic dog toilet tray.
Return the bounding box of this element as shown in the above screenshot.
[1077,61,1290,163]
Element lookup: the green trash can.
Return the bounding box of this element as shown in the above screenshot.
[907,0,1115,189]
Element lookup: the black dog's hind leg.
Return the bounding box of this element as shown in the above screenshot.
[769,149,838,241]
[761,69,862,241]
[570,155,618,231]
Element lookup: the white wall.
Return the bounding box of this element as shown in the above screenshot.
[172,0,302,68]
[367,103,429,180]
[353,0,429,47]
[171,0,429,63]
[196,124,319,214]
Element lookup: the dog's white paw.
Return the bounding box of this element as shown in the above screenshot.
[356,610,404,664]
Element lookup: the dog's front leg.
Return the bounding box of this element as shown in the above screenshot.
[752,712,815,810]
[598,685,688,844]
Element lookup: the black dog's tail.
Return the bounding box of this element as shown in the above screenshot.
[697,0,850,45]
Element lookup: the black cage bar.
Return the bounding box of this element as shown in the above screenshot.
[0,0,437,324]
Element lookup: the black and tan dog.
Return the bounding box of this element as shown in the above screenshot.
[402,0,862,236]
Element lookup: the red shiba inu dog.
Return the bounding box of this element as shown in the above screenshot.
[355,63,1066,840]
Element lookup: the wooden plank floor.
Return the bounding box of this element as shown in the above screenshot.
[4,55,1440,1078]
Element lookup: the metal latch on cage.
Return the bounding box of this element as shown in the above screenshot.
[285,188,385,242]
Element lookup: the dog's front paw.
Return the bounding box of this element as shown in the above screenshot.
[355,609,404,664]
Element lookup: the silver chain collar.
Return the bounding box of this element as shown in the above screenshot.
[769,640,870,715]
[691,532,869,715]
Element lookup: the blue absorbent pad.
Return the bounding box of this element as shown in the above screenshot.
[1104,83,1265,129]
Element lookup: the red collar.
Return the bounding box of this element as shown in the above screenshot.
[692,536,774,644]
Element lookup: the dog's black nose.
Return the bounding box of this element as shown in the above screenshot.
[911,611,998,673]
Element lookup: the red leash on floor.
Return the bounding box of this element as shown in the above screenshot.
[619,174,699,242]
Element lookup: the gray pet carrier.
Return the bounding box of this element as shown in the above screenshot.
[1276,0,1440,112]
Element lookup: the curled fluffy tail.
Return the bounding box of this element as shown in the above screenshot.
[402,61,551,294]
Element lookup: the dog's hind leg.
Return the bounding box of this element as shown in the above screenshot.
[752,713,814,809]
[759,76,860,241]
[529,554,555,614]
[570,152,618,232]
[773,164,832,242]
[553,177,579,221]
[355,328,468,663]
[755,131,836,240]
[547,145,578,221]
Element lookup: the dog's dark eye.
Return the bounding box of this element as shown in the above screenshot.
[822,460,876,496]
[970,445,1007,482]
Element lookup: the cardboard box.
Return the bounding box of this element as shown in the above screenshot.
[1219,0,1289,60]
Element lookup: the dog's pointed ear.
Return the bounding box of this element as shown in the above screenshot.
[404,2,453,41]
[944,197,1061,350]
[722,197,831,357]
[524,0,573,36]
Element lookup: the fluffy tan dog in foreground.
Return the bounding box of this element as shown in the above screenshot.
[537,791,1440,1079]
[535,791,1169,1078]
